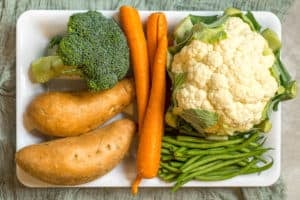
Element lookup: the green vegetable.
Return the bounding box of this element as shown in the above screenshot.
[30,56,81,83]
[180,155,204,170]
[191,24,227,43]
[181,149,267,173]
[194,159,257,181]
[177,118,203,136]
[173,157,247,191]
[170,7,262,55]
[189,15,219,25]
[31,11,130,91]
[165,111,178,128]
[176,135,213,143]
[255,119,272,132]
[181,132,261,156]
[262,28,281,53]
[176,108,219,133]
[173,16,194,43]
[48,35,63,49]
[170,161,185,168]
[243,159,274,174]
[169,22,227,54]
[160,162,181,173]
[163,135,243,149]
[223,7,241,16]
[161,148,171,155]
[202,165,240,176]
[260,51,297,124]
[173,14,219,44]
[159,132,273,191]
[245,12,261,32]
[273,51,294,88]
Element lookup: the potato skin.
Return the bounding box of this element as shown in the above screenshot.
[16,119,136,185]
[25,78,135,137]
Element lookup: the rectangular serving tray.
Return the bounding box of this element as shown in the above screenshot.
[16,10,281,188]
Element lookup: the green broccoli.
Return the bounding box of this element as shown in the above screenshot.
[31,11,130,91]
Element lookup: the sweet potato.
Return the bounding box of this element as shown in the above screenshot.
[16,119,136,185]
[25,78,135,137]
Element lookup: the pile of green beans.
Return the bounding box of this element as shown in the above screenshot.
[159,132,273,191]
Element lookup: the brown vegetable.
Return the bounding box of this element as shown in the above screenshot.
[25,78,135,137]
[16,119,136,185]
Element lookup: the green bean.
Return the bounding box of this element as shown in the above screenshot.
[174,155,189,162]
[255,156,268,164]
[162,142,178,151]
[240,147,250,153]
[175,147,188,153]
[188,160,223,173]
[176,135,213,143]
[161,155,173,161]
[239,148,269,164]
[158,171,167,178]
[160,162,181,173]
[170,161,184,168]
[163,136,245,149]
[174,151,184,158]
[204,165,241,176]
[173,157,246,191]
[249,142,259,148]
[194,159,257,181]
[244,159,273,174]
[237,160,249,167]
[181,149,267,173]
[160,132,273,192]
[228,130,257,139]
[183,132,259,156]
[180,155,204,170]
[160,168,169,173]
[161,148,171,155]
[160,173,178,182]
[159,170,173,179]
[182,147,227,156]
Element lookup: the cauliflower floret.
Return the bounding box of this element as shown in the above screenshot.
[171,17,278,135]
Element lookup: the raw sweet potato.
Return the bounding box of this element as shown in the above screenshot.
[16,119,136,185]
[25,78,135,137]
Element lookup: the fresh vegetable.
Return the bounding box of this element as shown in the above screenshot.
[159,132,273,191]
[166,8,296,136]
[16,119,136,185]
[30,56,81,83]
[25,78,135,137]
[132,19,168,194]
[147,13,159,71]
[30,11,130,91]
[147,13,168,76]
[119,6,150,130]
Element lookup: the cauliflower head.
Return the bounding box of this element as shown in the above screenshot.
[171,17,278,135]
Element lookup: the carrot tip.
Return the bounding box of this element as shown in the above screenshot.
[131,176,142,195]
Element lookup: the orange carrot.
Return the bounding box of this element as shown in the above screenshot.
[119,6,150,130]
[147,13,167,77]
[132,35,168,195]
[146,13,159,72]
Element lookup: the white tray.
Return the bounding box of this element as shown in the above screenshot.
[16,10,281,188]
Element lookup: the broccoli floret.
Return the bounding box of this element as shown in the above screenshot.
[31,11,130,91]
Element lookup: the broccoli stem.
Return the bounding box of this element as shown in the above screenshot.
[30,56,82,83]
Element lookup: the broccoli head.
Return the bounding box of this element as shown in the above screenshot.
[31,11,130,91]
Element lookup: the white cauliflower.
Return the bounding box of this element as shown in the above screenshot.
[171,17,278,135]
